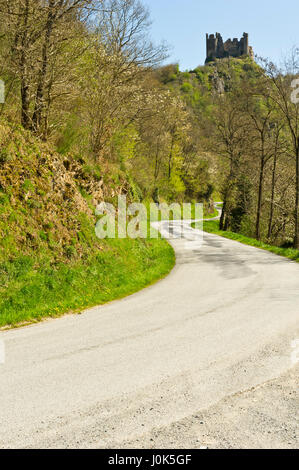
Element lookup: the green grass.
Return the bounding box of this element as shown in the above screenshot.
[0,236,175,329]
[0,201,217,329]
[199,220,299,262]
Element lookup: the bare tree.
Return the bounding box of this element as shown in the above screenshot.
[84,0,168,157]
[209,90,248,230]
[97,0,167,69]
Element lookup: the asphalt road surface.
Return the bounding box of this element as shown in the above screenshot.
[0,210,298,448]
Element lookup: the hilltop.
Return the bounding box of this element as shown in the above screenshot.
[156,56,261,106]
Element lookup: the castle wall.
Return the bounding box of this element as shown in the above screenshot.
[205,32,253,63]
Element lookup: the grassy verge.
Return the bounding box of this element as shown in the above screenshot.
[199,220,299,262]
[0,120,178,329]
[0,236,175,329]
[0,198,214,329]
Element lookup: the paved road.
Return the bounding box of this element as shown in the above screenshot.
[0,209,298,448]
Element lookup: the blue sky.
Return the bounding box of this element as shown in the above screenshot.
[145,0,299,70]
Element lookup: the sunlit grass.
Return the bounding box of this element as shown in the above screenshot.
[198,220,299,262]
[0,236,175,329]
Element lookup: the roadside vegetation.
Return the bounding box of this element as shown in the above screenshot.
[0,0,216,328]
[0,236,174,329]
[200,220,299,262]
[161,55,299,251]
[0,121,175,328]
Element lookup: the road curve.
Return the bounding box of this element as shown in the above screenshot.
[0,209,298,448]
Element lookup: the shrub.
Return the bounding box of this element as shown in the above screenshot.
[181,82,193,93]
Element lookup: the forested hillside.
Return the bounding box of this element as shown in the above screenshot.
[0,0,214,205]
[161,56,299,249]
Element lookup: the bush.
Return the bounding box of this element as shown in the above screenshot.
[181,82,193,93]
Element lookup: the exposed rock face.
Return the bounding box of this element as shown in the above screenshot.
[0,121,132,262]
[210,69,225,95]
[205,32,254,63]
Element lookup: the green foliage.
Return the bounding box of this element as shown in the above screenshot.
[230,175,253,233]
[113,125,139,163]
[0,120,175,328]
[181,82,193,93]
[82,163,102,181]
[155,64,179,84]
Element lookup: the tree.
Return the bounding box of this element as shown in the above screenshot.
[208,89,248,230]
[244,91,274,240]
[83,0,167,157]
[260,51,299,248]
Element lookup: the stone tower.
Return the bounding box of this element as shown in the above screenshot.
[205,32,254,64]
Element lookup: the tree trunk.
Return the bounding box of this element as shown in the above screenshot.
[220,157,236,231]
[154,143,160,181]
[256,158,265,241]
[21,78,30,128]
[256,137,265,241]
[168,137,174,180]
[267,143,278,240]
[20,0,30,129]
[220,195,227,230]
[294,140,299,249]
[32,0,56,133]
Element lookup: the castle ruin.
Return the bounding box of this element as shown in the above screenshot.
[205,32,254,63]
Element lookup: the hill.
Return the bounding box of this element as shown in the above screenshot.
[0,121,174,328]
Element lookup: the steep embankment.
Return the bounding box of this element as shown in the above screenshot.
[0,122,174,328]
